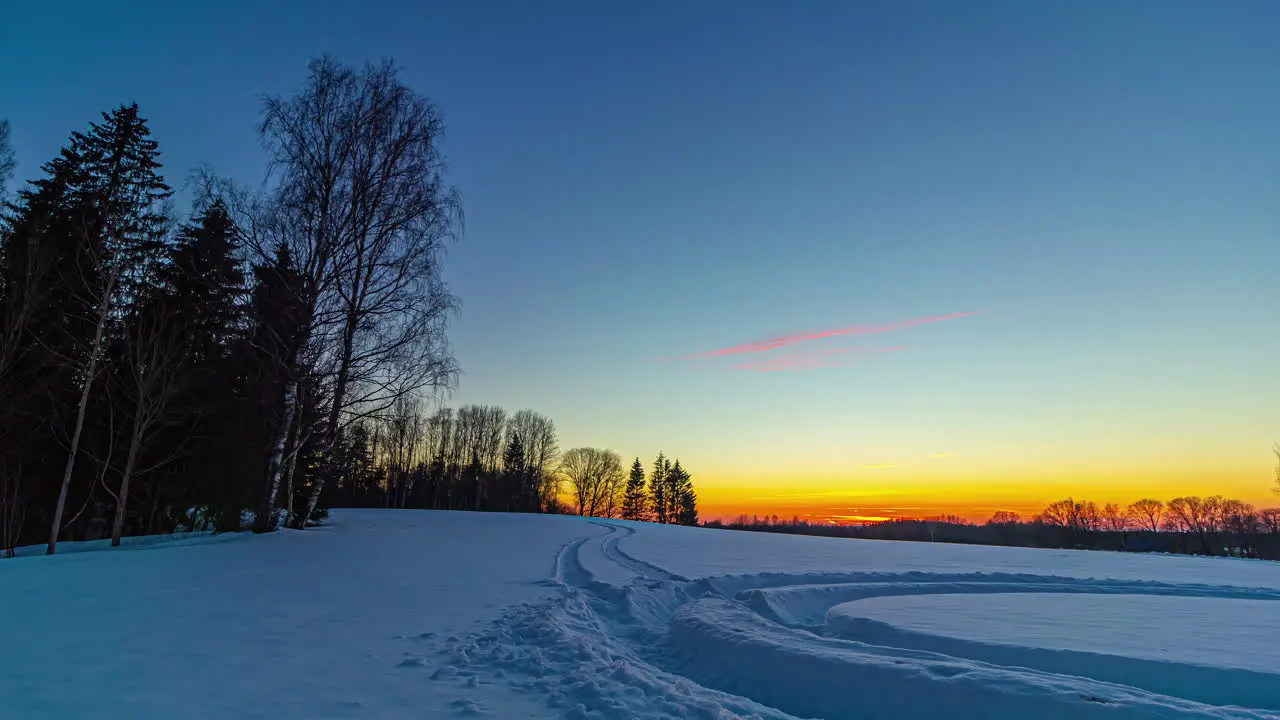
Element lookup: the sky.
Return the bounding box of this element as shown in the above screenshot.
[3,1,1278,523]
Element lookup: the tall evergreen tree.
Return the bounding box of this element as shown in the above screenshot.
[501,431,527,513]
[40,104,172,554]
[0,119,13,198]
[672,461,698,526]
[160,200,245,363]
[141,200,250,535]
[649,452,671,524]
[621,458,648,521]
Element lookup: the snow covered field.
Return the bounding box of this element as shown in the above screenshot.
[3,510,1279,719]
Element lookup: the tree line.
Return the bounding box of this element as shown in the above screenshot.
[0,56,696,558]
[323,401,698,526]
[705,489,1280,561]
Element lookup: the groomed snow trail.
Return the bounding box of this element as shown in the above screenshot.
[448,521,1280,720]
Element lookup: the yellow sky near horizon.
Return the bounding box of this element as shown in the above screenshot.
[693,452,1279,524]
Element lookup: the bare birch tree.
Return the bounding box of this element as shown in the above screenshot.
[258,56,460,530]
[110,301,187,545]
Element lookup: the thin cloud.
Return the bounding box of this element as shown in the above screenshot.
[680,311,980,360]
[733,345,905,372]
[860,463,897,470]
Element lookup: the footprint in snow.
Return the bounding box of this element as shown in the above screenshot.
[397,657,427,669]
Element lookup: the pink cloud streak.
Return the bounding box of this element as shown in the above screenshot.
[734,345,906,372]
[681,311,980,360]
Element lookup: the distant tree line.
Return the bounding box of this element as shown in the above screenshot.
[0,56,697,558]
[325,403,698,525]
[704,488,1280,561]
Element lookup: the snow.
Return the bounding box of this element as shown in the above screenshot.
[833,593,1280,675]
[3,510,1279,719]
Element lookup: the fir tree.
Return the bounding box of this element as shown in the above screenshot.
[0,119,13,197]
[40,104,173,554]
[671,461,698,526]
[502,431,527,513]
[649,452,671,524]
[159,200,245,364]
[621,458,648,521]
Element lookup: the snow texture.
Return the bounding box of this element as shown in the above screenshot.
[2,509,1278,719]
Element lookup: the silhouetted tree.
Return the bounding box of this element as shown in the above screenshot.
[507,409,558,510]
[1165,496,1224,555]
[1126,498,1164,534]
[1038,497,1099,547]
[987,511,1021,525]
[1100,503,1129,532]
[561,447,623,518]
[258,56,462,530]
[109,292,188,546]
[39,105,173,554]
[0,120,13,197]
[247,245,310,532]
[672,461,698,526]
[501,431,527,513]
[621,458,648,521]
[649,452,670,524]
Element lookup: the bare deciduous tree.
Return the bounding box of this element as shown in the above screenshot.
[1100,503,1129,532]
[48,253,120,555]
[110,303,188,545]
[259,57,462,530]
[1165,495,1224,555]
[986,511,1021,525]
[1037,497,1100,546]
[1126,498,1164,533]
[508,409,559,510]
[1260,508,1280,535]
[560,447,623,518]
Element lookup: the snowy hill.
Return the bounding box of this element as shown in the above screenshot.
[3,510,1279,719]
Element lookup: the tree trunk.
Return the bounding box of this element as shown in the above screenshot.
[47,296,111,555]
[294,319,355,530]
[253,378,296,533]
[282,431,302,529]
[110,423,143,547]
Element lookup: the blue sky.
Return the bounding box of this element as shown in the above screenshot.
[3,1,1278,514]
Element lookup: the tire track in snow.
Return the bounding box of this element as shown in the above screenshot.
[448,522,1280,719]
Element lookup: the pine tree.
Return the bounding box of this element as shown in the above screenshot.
[146,200,251,534]
[672,461,698,526]
[649,452,671,524]
[160,200,245,363]
[502,432,527,513]
[40,104,172,554]
[0,119,13,197]
[621,458,648,521]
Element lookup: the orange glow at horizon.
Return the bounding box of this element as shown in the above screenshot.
[693,463,1279,525]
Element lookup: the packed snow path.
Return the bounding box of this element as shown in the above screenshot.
[3,511,1279,719]
[454,521,1280,719]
